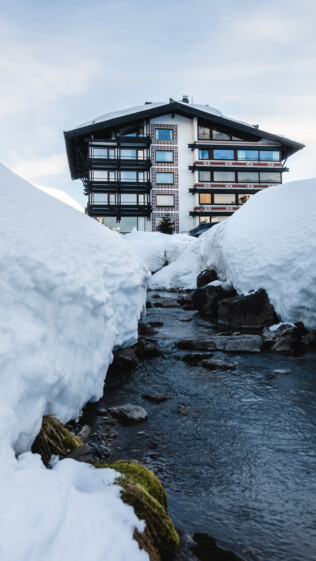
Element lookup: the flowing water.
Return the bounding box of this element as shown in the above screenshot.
[87,292,316,561]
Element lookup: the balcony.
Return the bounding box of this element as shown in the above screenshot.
[87,180,152,192]
[87,203,152,218]
[90,157,151,171]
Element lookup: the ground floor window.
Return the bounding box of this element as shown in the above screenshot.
[101,216,146,233]
[199,216,228,225]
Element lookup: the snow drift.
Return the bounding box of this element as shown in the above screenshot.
[146,178,316,329]
[0,163,149,560]
[125,230,199,288]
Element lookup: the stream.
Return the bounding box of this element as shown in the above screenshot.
[83,291,316,561]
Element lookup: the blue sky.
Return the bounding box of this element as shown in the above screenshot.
[1,0,315,205]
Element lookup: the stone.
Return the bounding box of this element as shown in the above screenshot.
[154,299,180,308]
[109,403,148,423]
[218,289,278,330]
[201,359,236,371]
[110,347,140,373]
[178,405,191,416]
[301,330,316,346]
[76,424,90,441]
[96,407,107,416]
[182,352,214,363]
[196,268,218,288]
[142,394,171,403]
[146,301,152,308]
[136,340,162,359]
[67,444,94,463]
[271,323,305,352]
[192,285,225,317]
[108,429,118,439]
[138,323,158,336]
[177,335,263,353]
[273,369,292,375]
[149,321,164,327]
[192,532,243,561]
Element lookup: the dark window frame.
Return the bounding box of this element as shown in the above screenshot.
[156,171,174,185]
[156,194,175,207]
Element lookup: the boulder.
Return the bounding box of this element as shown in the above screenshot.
[138,323,158,336]
[110,347,140,373]
[218,289,278,330]
[178,405,191,416]
[136,340,162,359]
[108,403,148,423]
[196,268,218,288]
[192,285,225,317]
[271,323,306,352]
[67,444,94,463]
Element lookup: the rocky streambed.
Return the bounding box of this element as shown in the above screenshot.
[70,290,315,561]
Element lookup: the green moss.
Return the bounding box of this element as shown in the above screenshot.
[102,460,168,510]
[94,460,179,560]
[32,415,82,465]
[120,478,179,560]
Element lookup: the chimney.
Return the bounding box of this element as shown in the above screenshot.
[145,101,152,104]
[182,95,189,103]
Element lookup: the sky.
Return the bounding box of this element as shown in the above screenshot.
[0,0,315,206]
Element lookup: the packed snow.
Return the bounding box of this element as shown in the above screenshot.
[143,178,316,328]
[35,184,84,212]
[0,163,150,560]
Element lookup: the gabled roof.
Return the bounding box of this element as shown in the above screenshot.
[64,100,305,179]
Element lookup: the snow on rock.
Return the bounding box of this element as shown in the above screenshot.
[0,163,149,560]
[124,230,198,277]
[35,184,84,212]
[200,178,316,329]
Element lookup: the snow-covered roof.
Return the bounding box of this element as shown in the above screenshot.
[75,100,224,130]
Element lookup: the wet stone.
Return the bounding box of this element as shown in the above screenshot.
[182,352,214,364]
[273,369,292,375]
[142,394,171,403]
[108,403,148,423]
[201,359,237,371]
[154,299,181,308]
[148,321,164,327]
[138,323,158,336]
[178,405,191,416]
[136,340,162,359]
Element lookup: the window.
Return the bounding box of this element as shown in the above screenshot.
[198,126,211,140]
[213,171,235,182]
[199,194,211,204]
[155,128,173,141]
[91,147,115,159]
[156,172,174,184]
[92,170,116,181]
[260,172,281,183]
[198,170,211,182]
[199,216,210,224]
[237,150,258,161]
[156,194,175,207]
[109,193,116,205]
[121,193,137,205]
[103,216,145,233]
[213,149,234,160]
[211,216,228,223]
[238,194,252,204]
[138,194,146,205]
[120,149,137,160]
[212,130,230,140]
[155,150,174,162]
[121,171,137,182]
[238,172,259,183]
[213,193,236,204]
[259,151,280,161]
[199,149,209,160]
[92,193,108,203]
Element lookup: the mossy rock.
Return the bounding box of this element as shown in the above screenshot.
[103,460,168,510]
[94,460,179,560]
[121,478,179,561]
[32,415,82,466]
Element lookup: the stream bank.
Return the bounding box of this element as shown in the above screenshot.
[75,290,316,561]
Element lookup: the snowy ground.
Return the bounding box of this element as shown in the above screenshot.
[128,178,316,328]
[0,163,150,561]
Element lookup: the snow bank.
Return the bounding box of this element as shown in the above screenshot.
[0,163,149,560]
[35,184,84,212]
[200,179,316,328]
[124,230,199,289]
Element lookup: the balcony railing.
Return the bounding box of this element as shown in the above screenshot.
[87,203,152,218]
